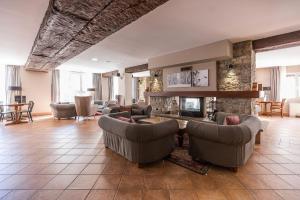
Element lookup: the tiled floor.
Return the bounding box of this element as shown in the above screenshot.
[0,116,300,199]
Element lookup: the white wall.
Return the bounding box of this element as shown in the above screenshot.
[124,73,132,105]
[20,67,52,114]
[256,68,271,87]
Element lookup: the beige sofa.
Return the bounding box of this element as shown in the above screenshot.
[98,111,179,166]
[187,112,262,171]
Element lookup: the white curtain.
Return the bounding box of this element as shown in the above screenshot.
[51,69,60,103]
[108,77,114,100]
[5,65,21,104]
[270,67,280,101]
[279,66,286,100]
[93,73,102,100]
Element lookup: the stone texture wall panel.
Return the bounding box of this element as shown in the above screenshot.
[32,8,87,57]
[53,40,91,63]
[216,41,256,114]
[54,0,112,20]
[25,0,169,71]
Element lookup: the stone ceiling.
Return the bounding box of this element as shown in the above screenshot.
[25,0,168,71]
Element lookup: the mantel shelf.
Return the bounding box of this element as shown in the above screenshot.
[144,91,259,98]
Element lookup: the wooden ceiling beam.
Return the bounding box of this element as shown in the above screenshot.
[125,64,148,73]
[253,30,300,52]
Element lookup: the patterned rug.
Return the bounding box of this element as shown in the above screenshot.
[166,133,209,175]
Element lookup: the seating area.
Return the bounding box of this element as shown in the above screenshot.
[1,0,300,199]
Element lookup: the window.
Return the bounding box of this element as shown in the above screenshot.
[0,66,6,104]
[283,73,300,98]
[59,70,93,102]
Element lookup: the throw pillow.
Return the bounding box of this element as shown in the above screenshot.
[224,115,240,125]
[132,108,144,115]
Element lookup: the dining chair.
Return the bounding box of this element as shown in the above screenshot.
[19,101,34,122]
[270,98,286,117]
[0,105,15,122]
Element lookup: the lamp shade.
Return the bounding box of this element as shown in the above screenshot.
[8,86,22,91]
[87,88,95,91]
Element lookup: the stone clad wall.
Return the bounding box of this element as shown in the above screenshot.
[149,69,163,92]
[216,41,256,114]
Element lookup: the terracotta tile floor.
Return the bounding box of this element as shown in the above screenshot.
[0,116,300,199]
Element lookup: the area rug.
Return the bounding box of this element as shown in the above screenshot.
[167,148,209,175]
[166,134,209,175]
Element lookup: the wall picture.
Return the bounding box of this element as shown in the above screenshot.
[167,71,191,88]
[192,69,209,87]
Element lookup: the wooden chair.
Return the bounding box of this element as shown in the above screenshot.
[19,101,34,122]
[270,98,286,117]
[0,105,15,122]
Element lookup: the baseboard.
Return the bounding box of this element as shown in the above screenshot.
[31,112,52,116]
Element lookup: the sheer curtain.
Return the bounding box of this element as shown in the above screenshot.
[108,77,114,100]
[0,66,5,104]
[279,66,287,100]
[5,65,21,104]
[51,70,60,103]
[93,73,102,100]
[270,67,280,101]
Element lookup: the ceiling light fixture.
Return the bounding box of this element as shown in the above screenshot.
[91,58,98,62]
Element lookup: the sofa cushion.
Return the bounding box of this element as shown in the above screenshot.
[132,108,144,115]
[120,106,132,113]
[131,115,148,121]
[117,116,135,123]
[224,115,240,125]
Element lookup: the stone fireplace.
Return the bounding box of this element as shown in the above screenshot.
[147,40,256,116]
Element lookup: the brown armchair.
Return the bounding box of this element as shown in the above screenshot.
[270,98,286,117]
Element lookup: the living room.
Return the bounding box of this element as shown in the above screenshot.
[1,0,300,199]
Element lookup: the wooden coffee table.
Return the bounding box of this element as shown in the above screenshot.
[139,117,188,147]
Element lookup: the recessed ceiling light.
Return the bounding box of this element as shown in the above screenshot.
[91,58,98,62]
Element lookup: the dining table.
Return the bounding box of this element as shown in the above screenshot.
[0,103,29,126]
[258,101,272,116]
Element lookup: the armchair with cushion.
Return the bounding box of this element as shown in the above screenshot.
[131,104,152,121]
[187,112,262,171]
[98,111,179,166]
[50,103,77,119]
[94,100,107,112]
[74,96,98,119]
[101,104,152,121]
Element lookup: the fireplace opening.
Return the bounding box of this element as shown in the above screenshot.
[179,97,204,118]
